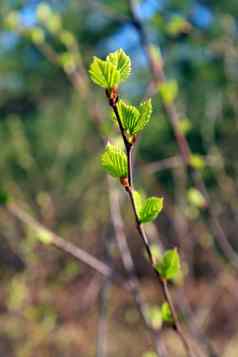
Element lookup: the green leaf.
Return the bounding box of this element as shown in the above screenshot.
[178,117,192,135]
[156,249,181,280]
[166,15,191,37]
[115,98,152,135]
[133,190,144,216]
[36,228,53,245]
[116,100,140,134]
[189,154,205,171]
[134,99,152,133]
[4,11,21,29]
[187,188,206,208]
[30,27,45,44]
[139,197,163,223]
[161,302,173,323]
[150,243,162,263]
[145,305,162,329]
[159,80,178,104]
[89,57,121,89]
[101,143,128,178]
[106,48,131,82]
[143,352,158,357]
[36,3,52,22]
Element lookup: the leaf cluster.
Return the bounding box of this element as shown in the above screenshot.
[89,49,131,89]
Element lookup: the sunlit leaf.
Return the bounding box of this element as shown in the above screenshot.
[36,228,53,245]
[115,98,152,135]
[187,188,206,208]
[134,99,152,133]
[89,57,121,89]
[116,100,140,133]
[159,80,178,104]
[145,305,162,329]
[156,249,181,280]
[161,302,173,323]
[30,27,45,44]
[101,143,128,178]
[107,48,131,82]
[36,3,52,22]
[166,15,191,37]
[139,197,163,223]
[143,352,158,357]
[133,190,144,216]
[189,154,205,171]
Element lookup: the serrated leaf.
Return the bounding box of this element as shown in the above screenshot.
[139,197,163,223]
[161,302,173,323]
[106,48,131,82]
[89,57,121,89]
[156,249,181,280]
[115,98,152,135]
[134,99,152,133]
[115,100,140,134]
[101,143,128,178]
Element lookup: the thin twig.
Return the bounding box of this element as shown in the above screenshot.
[7,202,113,279]
[108,177,168,356]
[108,92,196,357]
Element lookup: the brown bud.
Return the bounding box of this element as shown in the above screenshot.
[120,176,129,188]
[106,87,118,106]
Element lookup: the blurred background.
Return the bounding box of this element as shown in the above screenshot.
[0,0,238,356]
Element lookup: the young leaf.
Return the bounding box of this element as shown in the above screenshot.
[189,154,205,171]
[115,98,152,135]
[156,249,181,280]
[36,228,53,245]
[143,352,158,357]
[150,243,162,263]
[139,197,163,223]
[166,15,191,37]
[132,190,144,216]
[159,80,178,104]
[101,143,128,178]
[133,99,152,134]
[89,57,120,89]
[187,188,206,208]
[145,305,162,329]
[116,100,140,134]
[106,48,131,82]
[161,302,173,323]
